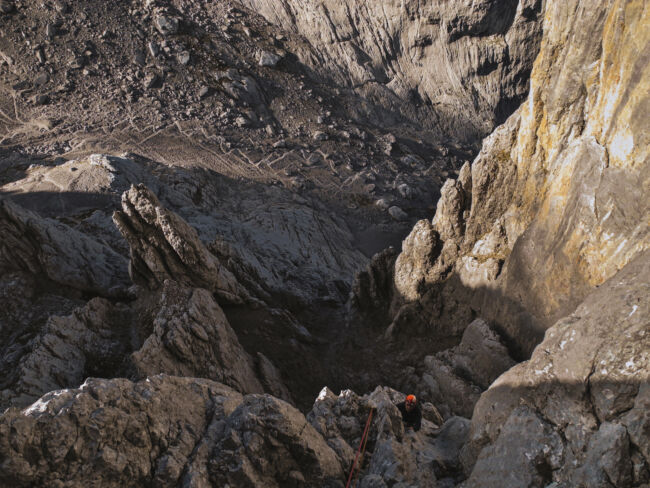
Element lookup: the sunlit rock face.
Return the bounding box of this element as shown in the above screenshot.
[241,0,545,143]
[372,0,649,358]
[375,0,650,484]
[0,376,344,488]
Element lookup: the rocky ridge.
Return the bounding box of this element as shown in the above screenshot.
[0,0,648,487]
[1,374,471,488]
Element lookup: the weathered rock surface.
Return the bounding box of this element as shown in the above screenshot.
[0,377,480,488]
[242,0,545,143]
[349,247,398,326]
[0,197,130,297]
[0,291,121,411]
[0,271,82,405]
[398,318,515,419]
[130,280,264,395]
[309,386,468,487]
[0,0,647,486]
[0,273,292,411]
[0,376,344,488]
[113,184,249,304]
[356,0,649,359]
[461,251,650,487]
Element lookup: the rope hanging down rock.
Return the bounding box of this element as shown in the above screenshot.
[345,408,374,488]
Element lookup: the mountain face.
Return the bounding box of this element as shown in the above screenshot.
[0,0,648,487]
[358,0,649,357]
[241,0,545,144]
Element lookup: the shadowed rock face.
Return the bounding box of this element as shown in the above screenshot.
[461,251,650,487]
[0,296,130,411]
[241,0,545,143]
[113,184,249,304]
[130,280,264,395]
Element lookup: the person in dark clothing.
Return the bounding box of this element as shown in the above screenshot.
[397,394,422,432]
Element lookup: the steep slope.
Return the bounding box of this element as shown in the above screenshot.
[241,0,545,143]
[461,251,649,487]
[0,0,648,486]
[356,0,649,358]
[348,0,649,484]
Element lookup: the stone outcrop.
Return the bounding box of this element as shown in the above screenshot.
[309,386,468,487]
[461,251,650,487]
[349,247,398,326]
[0,376,343,488]
[113,184,249,304]
[0,377,478,488]
[0,274,287,411]
[0,197,130,297]
[0,296,129,411]
[397,318,515,419]
[130,280,264,395]
[357,0,649,358]
[241,0,545,143]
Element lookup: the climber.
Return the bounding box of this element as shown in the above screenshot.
[397,394,422,432]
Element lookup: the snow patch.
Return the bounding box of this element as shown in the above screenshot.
[627,305,638,318]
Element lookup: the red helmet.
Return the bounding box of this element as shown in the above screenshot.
[406,394,416,404]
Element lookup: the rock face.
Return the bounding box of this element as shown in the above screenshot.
[241,0,545,143]
[357,0,649,358]
[0,0,647,486]
[113,184,249,304]
[396,318,515,419]
[346,0,649,483]
[0,297,130,410]
[130,280,264,395]
[308,386,468,487]
[0,376,343,488]
[0,198,130,298]
[0,377,479,488]
[461,251,650,487]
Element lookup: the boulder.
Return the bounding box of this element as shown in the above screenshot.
[259,50,281,67]
[154,15,179,35]
[394,219,439,301]
[0,376,343,488]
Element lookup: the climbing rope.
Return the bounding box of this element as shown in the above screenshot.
[345,408,374,488]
